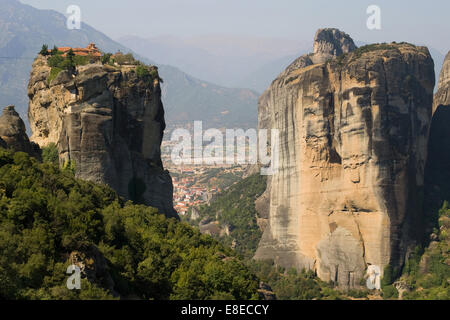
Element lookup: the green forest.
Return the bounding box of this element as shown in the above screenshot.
[0,145,448,300]
[188,174,266,259]
[0,148,260,300]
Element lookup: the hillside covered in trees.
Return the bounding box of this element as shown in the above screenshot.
[0,148,260,300]
[189,173,450,300]
[187,174,266,259]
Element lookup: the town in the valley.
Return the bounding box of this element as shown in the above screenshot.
[161,137,246,216]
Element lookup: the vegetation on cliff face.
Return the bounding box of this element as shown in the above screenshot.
[42,46,160,86]
[196,167,244,190]
[187,174,358,300]
[41,143,58,165]
[331,42,417,67]
[191,169,449,300]
[0,148,260,300]
[99,51,160,85]
[45,49,91,83]
[187,174,266,259]
[395,100,450,301]
[249,260,347,300]
[398,203,450,300]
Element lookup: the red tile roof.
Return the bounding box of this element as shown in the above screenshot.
[51,43,101,57]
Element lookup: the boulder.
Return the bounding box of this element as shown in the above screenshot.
[0,105,40,158]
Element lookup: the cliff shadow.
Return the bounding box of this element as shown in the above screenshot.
[424,104,450,241]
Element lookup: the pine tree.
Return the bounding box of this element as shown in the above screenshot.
[39,44,49,56]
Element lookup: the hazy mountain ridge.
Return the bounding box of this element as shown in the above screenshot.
[0,0,258,130]
[159,64,259,129]
[236,54,303,93]
[118,34,307,90]
[120,36,445,94]
[1,0,443,131]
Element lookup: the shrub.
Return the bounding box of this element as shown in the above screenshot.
[41,143,59,165]
[248,261,345,300]
[399,201,450,300]
[193,174,266,259]
[347,289,369,298]
[39,44,49,56]
[136,65,158,86]
[50,45,61,56]
[351,43,402,60]
[136,65,150,78]
[47,67,63,84]
[47,49,92,83]
[59,58,74,70]
[101,53,112,65]
[73,55,90,66]
[381,285,399,299]
[62,159,76,175]
[47,55,64,68]
[382,264,398,286]
[113,53,137,65]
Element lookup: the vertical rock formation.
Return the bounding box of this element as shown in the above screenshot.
[433,51,450,112]
[27,55,176,218]
[255,28,435,288]
[0,105,40,157]
[425,52,450,218]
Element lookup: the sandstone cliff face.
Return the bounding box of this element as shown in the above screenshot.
[433,51,450,112]
[28,55,176,217]
[0,105,40,157]
[255,29,435,288]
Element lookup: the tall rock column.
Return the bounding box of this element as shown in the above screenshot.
[28,55,176,218]
[425,51,450,222]
[433,51,450,113]
[255,29,435,288]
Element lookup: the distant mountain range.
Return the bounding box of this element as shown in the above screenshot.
[121,35,446,94]
[119,35,308,92]
[235,54,302,93]
[0,0,259,131]
[0,0,445,134]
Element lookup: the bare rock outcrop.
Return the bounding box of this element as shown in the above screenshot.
[69,246,117,297]
[433,51,450,112]
[27,55,176,218]
[255,28,435,288]
[312,28,357,62]
[0,105,40,157]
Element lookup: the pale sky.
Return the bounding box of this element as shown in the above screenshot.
[20,0,450,54]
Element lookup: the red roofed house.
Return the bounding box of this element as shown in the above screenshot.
[52,43,102,58]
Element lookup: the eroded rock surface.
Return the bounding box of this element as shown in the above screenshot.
[425,51,450,223]
[0,105,40,157]
[433,51,450,113]
[255,29,435,288]
[28,55,176,217]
